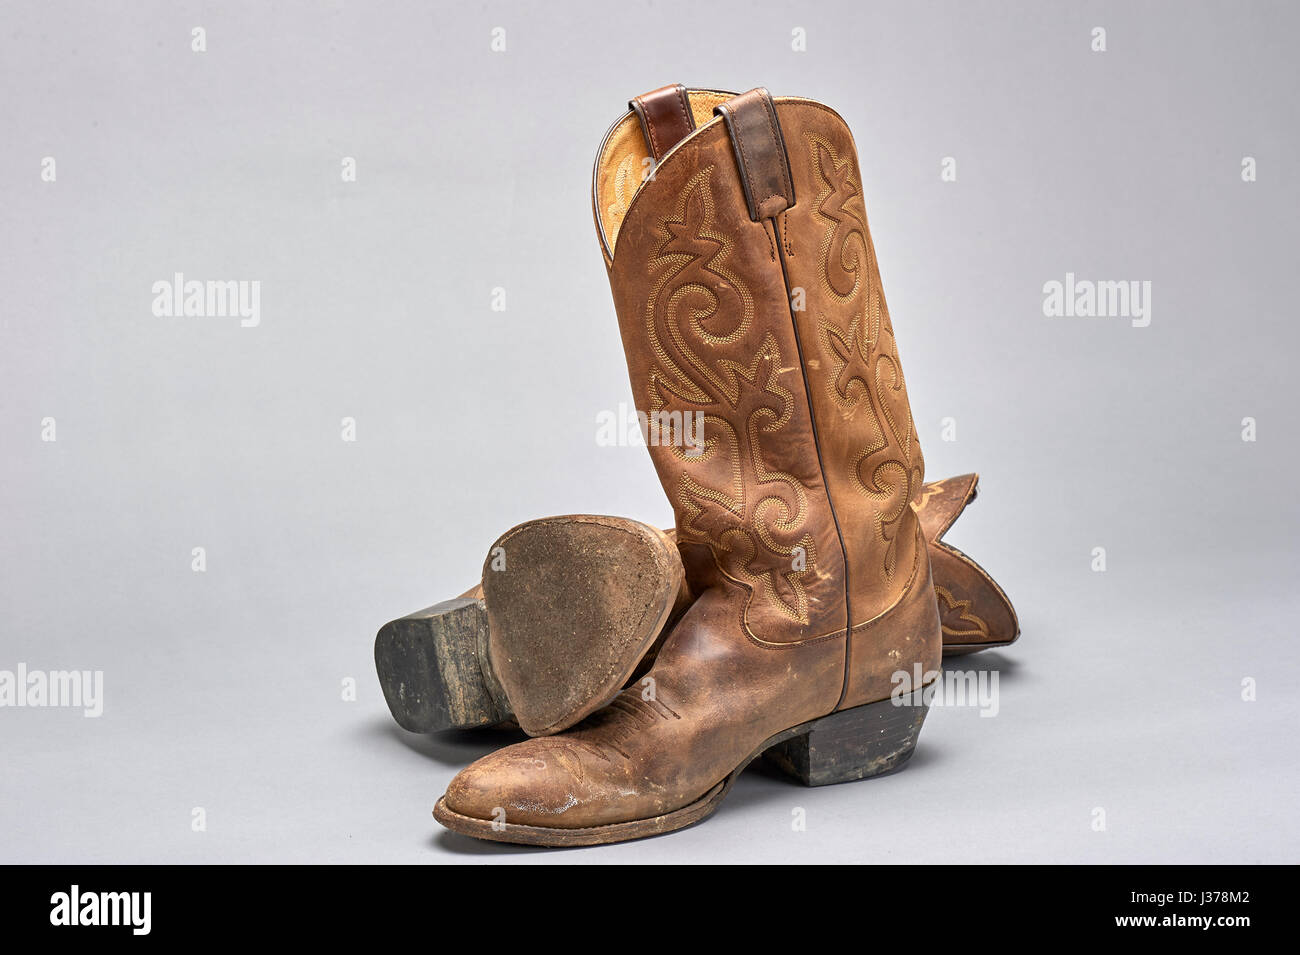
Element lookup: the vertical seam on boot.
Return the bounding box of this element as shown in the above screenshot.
[771,217,853,709]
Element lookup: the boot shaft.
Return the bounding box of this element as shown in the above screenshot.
[595,88,929,646]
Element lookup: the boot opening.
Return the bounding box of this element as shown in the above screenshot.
[594,89,735,258]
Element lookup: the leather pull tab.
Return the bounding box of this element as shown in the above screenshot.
[629,84,696,162]
[714,88,794,221]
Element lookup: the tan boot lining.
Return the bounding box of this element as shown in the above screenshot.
[595,89,735,258]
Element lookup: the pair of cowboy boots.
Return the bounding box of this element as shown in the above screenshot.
[377,86,1018,846]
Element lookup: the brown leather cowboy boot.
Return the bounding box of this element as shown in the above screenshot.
[433,87,946,845]
[375,473,1016,734]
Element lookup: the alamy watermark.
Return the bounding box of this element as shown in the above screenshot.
[0,664,103,717]
[151,273,260,327]
[1042,272,1151,328]
[596,402,704,455]
[50,885,150,935]
[891,663,1000,717]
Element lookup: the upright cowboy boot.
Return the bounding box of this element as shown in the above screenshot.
[376,474,1015,734]
[433,88,943,845]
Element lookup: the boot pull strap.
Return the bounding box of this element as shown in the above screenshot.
[629,84,696,162]
[714,88,795,221]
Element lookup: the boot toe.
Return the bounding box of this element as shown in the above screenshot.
[440,739,609,829]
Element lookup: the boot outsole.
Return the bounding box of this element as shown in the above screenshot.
[942,639,1017,656]
[483,516,684,737]
[432,685,931,847]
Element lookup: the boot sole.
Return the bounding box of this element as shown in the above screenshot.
[483,516,684,736]
[432,685,931,847]
[376,516,683,735]
[942,639,1016,656]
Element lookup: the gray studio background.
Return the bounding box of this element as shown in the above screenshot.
[2,1,1296,863]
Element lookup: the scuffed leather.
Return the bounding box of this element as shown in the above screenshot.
[445,585,842,828]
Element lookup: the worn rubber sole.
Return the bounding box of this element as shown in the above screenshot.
[482,516,684,736]
[376,515,683,736]
[432,686,930,847]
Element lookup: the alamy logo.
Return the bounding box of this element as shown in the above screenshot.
[0,664,103,717]
[1042,272,1151,327]
[891,663,1000,717]
[50,885,151,936]
[595,403,704,455]
[151,273,261,327]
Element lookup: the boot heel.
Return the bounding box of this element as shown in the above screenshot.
[763,688,930,786]
[374,598,509,733]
